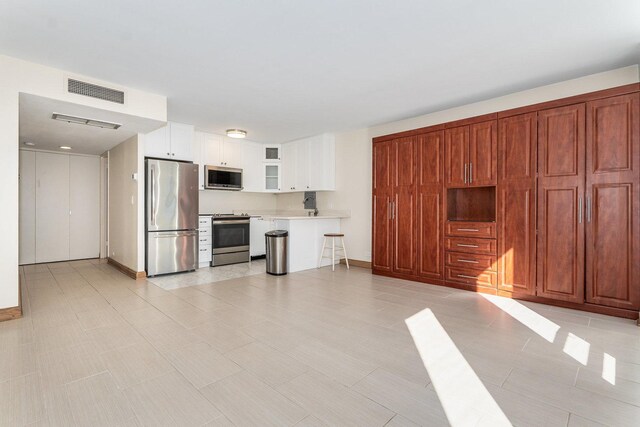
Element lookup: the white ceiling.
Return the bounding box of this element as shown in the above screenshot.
[19,94,164,155]
[3,1,640,143]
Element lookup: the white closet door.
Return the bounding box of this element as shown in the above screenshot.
[19,151,36,265]
[70,156,100,260]
[35,152,70,263]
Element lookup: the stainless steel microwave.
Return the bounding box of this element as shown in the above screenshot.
[205,165,243,190]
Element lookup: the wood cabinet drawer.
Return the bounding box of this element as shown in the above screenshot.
[446,266,497,288]
[445,237,496,255]
[445,252,497,271]
[446,221,496,239]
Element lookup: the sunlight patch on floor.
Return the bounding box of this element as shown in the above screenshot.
[405,308,512,427]
[602,352,616,385]
[480,294,560,343]
[563,333,590,366]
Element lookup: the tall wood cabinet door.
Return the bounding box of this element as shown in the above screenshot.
[445,126,468,187]
[35,152,70,263]
[585,94,640,310]
[417,131,444,280]
[468,120,497,186]
[372,192,393,272]
[372,141,394,272]
[392,137,417,275]
[537,104,585,303]
[498,113,537,294]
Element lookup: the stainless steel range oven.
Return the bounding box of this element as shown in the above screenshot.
[212,215,250,266]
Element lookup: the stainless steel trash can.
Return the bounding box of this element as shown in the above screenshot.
[265,230,288,275]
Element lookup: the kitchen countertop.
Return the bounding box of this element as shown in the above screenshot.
[261,215,347,220]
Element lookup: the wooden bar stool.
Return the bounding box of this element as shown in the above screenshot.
[318,233,349,271]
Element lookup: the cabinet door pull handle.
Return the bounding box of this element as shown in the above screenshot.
[578,196,582,224]
[587,195,592,223]
[457,244,479,248]
[391,202,395,220]
[464,163,468,184]
[458,274,478,279]
[457,228,479,232]
[469,162,473,184]
[458,259,479,264]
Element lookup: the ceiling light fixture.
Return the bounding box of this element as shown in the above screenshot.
[23,142,35,146]
[52,113,121,130]
[59,146,72,150]
[226,129,247,139]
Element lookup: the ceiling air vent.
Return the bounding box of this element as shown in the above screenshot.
[67,78,125,104]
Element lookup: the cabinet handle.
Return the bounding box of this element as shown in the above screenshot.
[457,228,479,232]
[166,152,170,156]
[578,196,582,224]
[587,195,592,223]
[469,162,473,184]
[457,244,479,248]
[458,274,478,279]
[464,163,468,184]
[391,202,395,220]
[458,259,479,264]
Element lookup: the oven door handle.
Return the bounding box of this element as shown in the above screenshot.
[213,220,251,224]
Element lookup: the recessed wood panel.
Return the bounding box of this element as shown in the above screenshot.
[537,187,584,302]
[445,126,468,187]
[539,104,584,178]
[498,113,535,181]
[418,192,442,279]
[372,141,392,192]
[498,185,536,294]
[446,187,496,222]
[587,184,637,308]
[417,131,443,186]
[468,120,497,186]
[372,193,392,272]
[394,137,416,187]
[589,98,633,173]
[393,189,416,275]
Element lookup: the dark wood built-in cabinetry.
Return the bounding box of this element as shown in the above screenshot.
[372,84,640,319]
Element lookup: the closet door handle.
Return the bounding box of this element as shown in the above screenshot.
[391,202,395,220]
[578,196,582,224]
[587,195,592,223]
[464,163,468,184]
[469,162,473,184]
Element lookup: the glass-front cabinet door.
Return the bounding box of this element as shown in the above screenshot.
[263,144,281,161]
[264,163,281,192]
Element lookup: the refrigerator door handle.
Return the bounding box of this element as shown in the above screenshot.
[150,166,156,226]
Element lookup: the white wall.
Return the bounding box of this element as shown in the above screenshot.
[199,191,277,214]
[291,65,640,263]
[0,54,166,309]
[107,135,143,272]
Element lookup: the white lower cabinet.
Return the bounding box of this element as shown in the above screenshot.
[250,217,274,257]
[198,216,212,268]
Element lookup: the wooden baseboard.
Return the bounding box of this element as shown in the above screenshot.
[0,270,22,322]
[340,259,372,269]
[107,257,146,279]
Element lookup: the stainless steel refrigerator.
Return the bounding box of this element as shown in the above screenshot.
[145,159,199,276]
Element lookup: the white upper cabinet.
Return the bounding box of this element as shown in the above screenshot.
[145,122,194,161]
[201,133,244,168]
[169,122,194,161]
[264,163,281,192]
[280,133,335,192]
[263,144,281,162]
[202,133,224,166]
[222,137,243,168]
[241,141,263,192]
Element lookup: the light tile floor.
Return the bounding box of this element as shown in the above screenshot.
[1,259,638,426]
[148,260,266,290]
